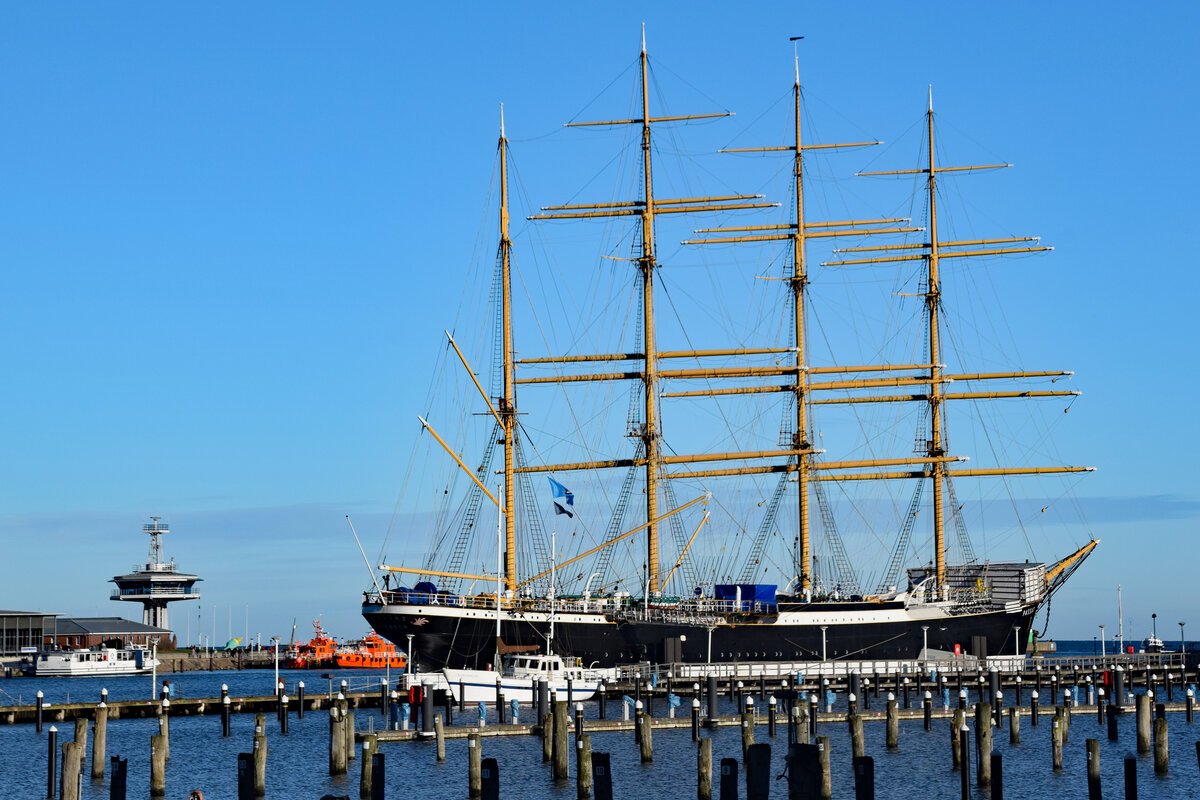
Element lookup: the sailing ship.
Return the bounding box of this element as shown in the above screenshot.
[362,36,1098,671]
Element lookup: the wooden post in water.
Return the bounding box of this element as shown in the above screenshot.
[150,733,167,797]
[975,702,992,787]
[434,714,446,762]
[91,704,107,780]
[1008,707,1020,745]
[60,741,82,800]
[958,726,970,800]
[1136,693,1151,753]
[159,700,170,762]
[1123,756,1137,799]
[848,713,864,758]
[576,734,592,800]
[639,712,654,763]
[852,755,875,800]
[345,710,356,762]
[542,713,553,763]
[741,711,754,761]
[253,730,267,797]
[794,703,808,745]
[554,701,570,778]
[745,743,771,800]
[46,726,57,800]
[359,734,377,800]
[698,738,713,800]
[1056,706,1069,744]
[951,709,965,770]
[329,706,347,776]
[467,733,481,799]
[990,753,1002,800]
[1051,717,1063,772]
[1086,738,1101,800]
[1153,717,1168,774]
[886,699,899,749]
[817,735,831,800]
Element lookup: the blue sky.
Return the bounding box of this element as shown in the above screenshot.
[0,3,1195,648]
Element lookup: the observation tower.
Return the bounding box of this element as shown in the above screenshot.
[110,517,201,630]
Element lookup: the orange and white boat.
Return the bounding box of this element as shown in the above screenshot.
[287,619,339,669]
[334,631,406,669]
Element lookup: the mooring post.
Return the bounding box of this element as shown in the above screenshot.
[1153,716,1168,774]
[91,704,107,780]
[886,698,899,749]
[1113,666,1125,708]
[809,693,819,740]
[370,752,385,800]
[575,702,585,746]
[576,734,593,800]
[46,726,57,799]
[554,701,570,777]
[1123,755,1137,799]
[817,735,831,800]
[1135,693,1151,753]
[150,733,167,797]
[633,700,643,743]
[359,735,376,800]
[280,695,289,735]
[434,714,446,761]
[958,725,970,800]
[36,691,44,734]
[221,695,232,737]
[345,709,356,762]
[329,705,347,776]
[639,711,654,763]
[852,754,875,800]
[253,730,267,797]
[1187,688,1194,723]
[745,743,770,800]
[1008,707,1020,745]
[1086,738,1101,800]
[951,710,964,770]
[1107,702,1119,741]
[1031,691,1039,726]
[976,702,992,787]
[741,711,755,761]
[849,712,864,758]
[692,698,701,741]
[598,681,607,720]
[538,680,549,722]
[542,713,552,763]
[109,756,127,800]
[768,696,777,737]
[959,688,967,711]
[495,681,504,725]
[924,691,933,730]
[60,740,82,800]
[297,681,305,719]
[698,738,713,800]
[467,732,482,799]
[1097,687,1105,723]
[990,753,1002,800]
[794,703,807,745]
[1051,716,1063,771]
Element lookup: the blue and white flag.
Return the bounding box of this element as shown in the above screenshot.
[553,502,574,518]
[547,477,574,506]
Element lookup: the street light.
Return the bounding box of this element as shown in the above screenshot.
[820,626,828,662]
[1152,613,1158,644]
[271,636,281,689]
[921,625,929,661]
[1099,625,1106,658]
[1180,621,1187,655]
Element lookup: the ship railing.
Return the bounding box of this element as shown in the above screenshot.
[624,656,989,683]
[1029,652,1185,670]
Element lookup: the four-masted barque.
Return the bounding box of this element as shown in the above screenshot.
[363,36,1098,670]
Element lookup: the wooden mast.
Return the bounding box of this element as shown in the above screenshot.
[637,31,663,594]
[499,107,518,592]
[924,87,948,588]
[789,53,813,596]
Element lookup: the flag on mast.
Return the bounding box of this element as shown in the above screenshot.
[548,477,574,517]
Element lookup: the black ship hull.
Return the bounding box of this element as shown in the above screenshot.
[363,597,1037,670]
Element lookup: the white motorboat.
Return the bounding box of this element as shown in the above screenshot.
[24,645,160,677]
[443,653,615,704]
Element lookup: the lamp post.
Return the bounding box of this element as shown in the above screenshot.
[921,625,930,662]
[1152,613,1158,645]
[406,634,415,675]
[1180,621,1187,655]
[1099,625,1106,658]
[272,636,281,689]
[820,626,828,662]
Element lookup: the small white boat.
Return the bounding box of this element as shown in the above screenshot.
[25,645,160,677]
[443,653,616,704]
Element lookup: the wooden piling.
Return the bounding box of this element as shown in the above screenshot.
[467,732,481,799]
[1136,693,1151,754]
[817,735,831,800]
[885,700,899,749]
[554,701,570,777]
[47,725,57,800]
[1086,738,1101,800]
[639,713,653,763]
[1051,717,1063,771]
[1153,717,1168,774]
[253,732,267,797]
[975,702,992,787]
[329,706,347,776]
[72,717,87,754]
[746,743,770,800]
[346,710,356,762]
[1056,706,1069,744]
[158,704,170,762]
[848,713,864,758]
[91,705,107,780]
[951,709,965,770]
[150,733,167,797]
[60,741,82,800]
[359,735,377,799]
[576,734,592,800]
[958,726,970,800]
[741,711,754,761]
[698,738,713,800]
[1008,707,1020,745]
[794,704,808,745]
[435,714,446,762]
